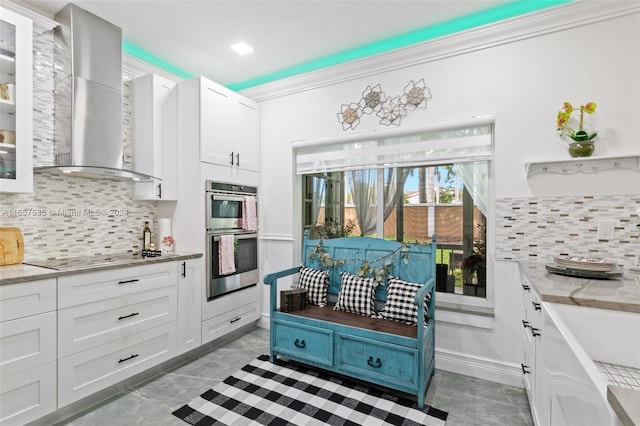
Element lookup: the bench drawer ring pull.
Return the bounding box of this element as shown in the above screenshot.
[294,338,306,348]
[367,356,382,368]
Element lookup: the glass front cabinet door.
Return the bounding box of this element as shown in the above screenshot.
[0,7,32,193]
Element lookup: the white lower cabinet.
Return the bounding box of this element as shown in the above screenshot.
[58,322,177,407]
[519,268,545,425]
[201,285,260,344]
[57,262,180,408]
[177,258,202,354]
[0,279,57,425]
[0,362,57,425]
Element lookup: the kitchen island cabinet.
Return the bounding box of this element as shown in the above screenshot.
[0,278,57,425]
[518,261,638,426]
[519,270,545,425]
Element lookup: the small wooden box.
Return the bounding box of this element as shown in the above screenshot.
[280,289,307,312]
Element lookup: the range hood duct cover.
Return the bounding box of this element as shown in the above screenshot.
[38,3,152,180]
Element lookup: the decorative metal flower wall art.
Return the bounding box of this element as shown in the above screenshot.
[337,79,431,130]
[377,95,407,126]
[402,79,431,111]
[360,84,386,114]
[337,102,362,131]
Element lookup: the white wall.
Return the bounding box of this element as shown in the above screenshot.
[254,10,640,384]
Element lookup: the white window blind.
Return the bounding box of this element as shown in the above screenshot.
[293,115,494,174]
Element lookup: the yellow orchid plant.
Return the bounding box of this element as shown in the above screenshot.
[556,101,597,142]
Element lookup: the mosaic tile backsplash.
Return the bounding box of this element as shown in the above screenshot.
[0,30,159,262]
[496,195,640,268]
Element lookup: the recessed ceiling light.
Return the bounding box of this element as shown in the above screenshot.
[230,42,254,55]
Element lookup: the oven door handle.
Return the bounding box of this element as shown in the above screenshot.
[211,194,246,203]
[211,233,257,242]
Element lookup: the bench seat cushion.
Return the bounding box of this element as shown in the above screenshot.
[285,304,418,339]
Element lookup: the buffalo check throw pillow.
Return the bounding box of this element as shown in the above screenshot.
[380,276,431,325]
[334,272,377,317]
[298,266,329,306]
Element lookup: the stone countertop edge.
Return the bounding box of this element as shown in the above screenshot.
[518,261,640,314]
[0,252,203,286]
[608,386,640,426]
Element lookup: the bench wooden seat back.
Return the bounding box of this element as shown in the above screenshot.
[301,231,437,305]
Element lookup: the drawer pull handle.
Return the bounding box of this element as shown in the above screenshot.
[118,354,139,364]
[118,279,139,285]
[530,327,541,337]
[522,320,530,328]
[230,317,241,324]
[118,312,140,320]
[521,363,531,374]
[522,284,530,291]
[294,339,306,348]
[367,356,382,368]
[532,301,541,311]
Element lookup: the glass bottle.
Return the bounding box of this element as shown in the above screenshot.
[143,221,151,250]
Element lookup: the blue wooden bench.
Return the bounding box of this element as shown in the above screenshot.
[263,232,437,408]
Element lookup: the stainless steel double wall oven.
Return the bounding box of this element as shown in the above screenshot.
[205,181,258,299]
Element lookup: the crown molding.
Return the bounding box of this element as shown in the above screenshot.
[122,54,183,82]
[240,1,640,102]
[3,0,58,34]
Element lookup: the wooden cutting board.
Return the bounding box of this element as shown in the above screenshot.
[0,227,24,266]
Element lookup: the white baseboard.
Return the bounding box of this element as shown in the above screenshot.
[258,313,271,330]
[435,347,524,389]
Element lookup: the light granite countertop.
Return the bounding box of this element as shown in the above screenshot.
[520,261,640,425]
[518,261,640,314]
[0,252,202,286]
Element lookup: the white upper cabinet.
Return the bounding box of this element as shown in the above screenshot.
[0,7,32,193]
[199,77,259,172]
[131,73,178,201]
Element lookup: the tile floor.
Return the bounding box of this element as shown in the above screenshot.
[57,327,533,426]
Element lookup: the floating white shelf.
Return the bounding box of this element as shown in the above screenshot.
[525,155,640,177]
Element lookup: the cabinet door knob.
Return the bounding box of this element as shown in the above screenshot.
[294,338,306,348]
[230,152,235,166]
[181,261,186,277]
[235,153,240,167]
[521,363,531,374]
[530,327,541,337]
[157,183,162,199]
[522,320,530,328]
[522,284,530,291]
[532,301,541,311]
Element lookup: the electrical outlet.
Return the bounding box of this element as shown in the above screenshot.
[597,220,615,241]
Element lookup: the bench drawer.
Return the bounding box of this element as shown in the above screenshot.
[336,333,417,388]
[272,320,333,366]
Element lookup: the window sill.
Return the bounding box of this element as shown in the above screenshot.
[435,300,495,329]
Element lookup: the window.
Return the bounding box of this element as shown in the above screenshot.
[302,164,487,297]
[295,116,493,304]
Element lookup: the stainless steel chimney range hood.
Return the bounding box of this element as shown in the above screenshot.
[36,3,153,181]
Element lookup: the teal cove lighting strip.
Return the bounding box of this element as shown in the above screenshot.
[123,0,572,90]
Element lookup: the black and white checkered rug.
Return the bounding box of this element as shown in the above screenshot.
[172,354,447,426]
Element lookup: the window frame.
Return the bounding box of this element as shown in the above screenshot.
[293,116,496,314]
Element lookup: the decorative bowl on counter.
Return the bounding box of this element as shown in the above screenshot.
[547,255,623,279]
